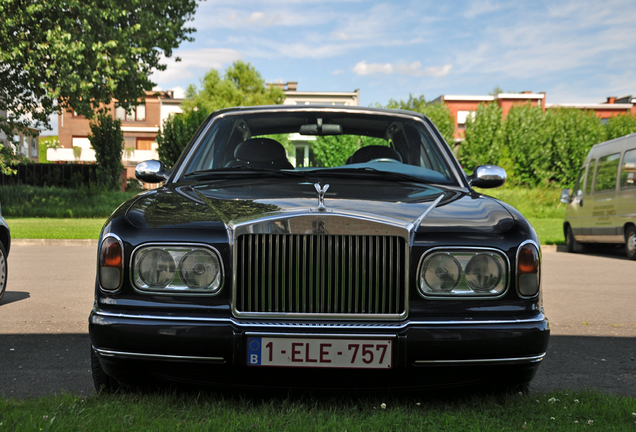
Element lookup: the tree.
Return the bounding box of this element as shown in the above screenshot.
[157,61,285,167]
[384,94,455,145]
[156,107,210,168]
[88,114,124,191]
[181,61,285,114]
[0,0,198,138]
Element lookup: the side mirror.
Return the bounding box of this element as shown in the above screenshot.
[468,165,507,189]
[560,189,571,204]
[135,160,168,184]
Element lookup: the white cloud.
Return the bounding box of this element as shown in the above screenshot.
[353,61,452,77]
[332,69,345,75]
[152,48,242,84]
[463,0,504,19]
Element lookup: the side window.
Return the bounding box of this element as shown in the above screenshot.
[585,160,596,195]
[594,153,620,192]
[574,167,585,193]
[620,149,636,188]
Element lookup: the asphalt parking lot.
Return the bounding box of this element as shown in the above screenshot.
[0,243,634,399]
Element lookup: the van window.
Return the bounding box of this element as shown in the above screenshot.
[574,167,585,193]
[620,149,636,188]
[585,160,596,195]
[594,153,620,192]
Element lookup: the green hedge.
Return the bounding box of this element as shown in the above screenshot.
[459,106,636,187]
[0,185,137,218]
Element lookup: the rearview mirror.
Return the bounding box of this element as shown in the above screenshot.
[299,123,343,136]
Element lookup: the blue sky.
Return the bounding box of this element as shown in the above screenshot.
[45,0,636,135]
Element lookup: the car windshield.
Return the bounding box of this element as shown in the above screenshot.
[179,110,458,185]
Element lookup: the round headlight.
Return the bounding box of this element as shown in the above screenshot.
[179,250,221,291]
[465,254,503,293]
[138,249,176,288]
[421,254,462,292]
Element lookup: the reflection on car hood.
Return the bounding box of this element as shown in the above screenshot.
[126,179,514,234]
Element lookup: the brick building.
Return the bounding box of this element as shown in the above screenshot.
[51,90,181,177]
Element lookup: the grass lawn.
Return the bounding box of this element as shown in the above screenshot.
[6,218,106,239]
[1,390,634,431]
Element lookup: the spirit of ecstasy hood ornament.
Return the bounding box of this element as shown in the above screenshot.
[314,183,330,212]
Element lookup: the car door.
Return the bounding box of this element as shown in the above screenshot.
[590,153,621,242]
[617,147,636,239]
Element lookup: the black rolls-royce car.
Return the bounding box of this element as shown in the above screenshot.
[89,105,548,392]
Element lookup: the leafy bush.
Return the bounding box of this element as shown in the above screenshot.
[544,108,604,186]
[503,105,546,186]
[0,185,137,218]
[604,113,636,141]
[458,103,504,172]
[88,114,124,191]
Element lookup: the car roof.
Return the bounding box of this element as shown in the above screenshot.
[209,104,429,121]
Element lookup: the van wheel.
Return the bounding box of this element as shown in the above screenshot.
[565,225,583,253]
[626,227,636,260]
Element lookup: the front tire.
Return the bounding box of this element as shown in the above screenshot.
[0,241,7,303]
[626,226,636,260]
[91,348,121,393]
[565,225,583,253]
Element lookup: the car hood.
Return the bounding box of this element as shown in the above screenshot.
[126,178,514,235]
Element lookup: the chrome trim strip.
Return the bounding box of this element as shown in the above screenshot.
[516,239,542,299]
[410,193,444,243]
[93,347,224,363]
[414,353,545,365]
[93,309,547,328]
[98,233,125,295]
[129,242,225,296]
[415,246,511,300]
[245,332,396,339]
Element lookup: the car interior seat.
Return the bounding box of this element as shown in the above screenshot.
[226,137,293,169]
[346,145,403,164]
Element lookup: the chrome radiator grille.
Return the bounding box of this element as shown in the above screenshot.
[235,234,407,317]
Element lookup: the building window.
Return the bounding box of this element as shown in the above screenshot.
[116,104,146,122]
[457,111,474,130]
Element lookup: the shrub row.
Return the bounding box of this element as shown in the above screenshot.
[0,185,137,218]
[457,106,636,187]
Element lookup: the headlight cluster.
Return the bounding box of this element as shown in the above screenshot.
[418,249,508,297]
[133,245,223,294]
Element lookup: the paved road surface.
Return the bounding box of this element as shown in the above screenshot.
[0,244,634,399]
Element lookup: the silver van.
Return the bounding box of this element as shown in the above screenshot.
[561,133,636,259]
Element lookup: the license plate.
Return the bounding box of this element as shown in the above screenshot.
[247,337,392,369]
